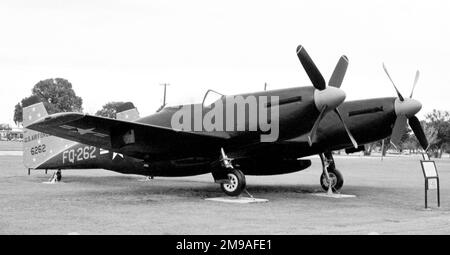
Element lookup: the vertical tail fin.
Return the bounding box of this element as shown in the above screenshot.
[22,97,77,169]
[116,102,140,121]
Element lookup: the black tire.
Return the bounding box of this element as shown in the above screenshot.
[220,169,246,196]
[56,171,62,182]
[320,168,343,191]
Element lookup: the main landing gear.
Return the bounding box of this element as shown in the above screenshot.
[214,148,246,197]
[47,169,62,183]
[319,152,344,193]
[220,169,246,196]
[56,170,62,182]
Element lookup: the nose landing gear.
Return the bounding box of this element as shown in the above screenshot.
[319,152,344,193]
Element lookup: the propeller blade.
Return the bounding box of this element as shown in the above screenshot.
[308,106,328,146]
[329,55,349,88]
[409,70,420,98]
[382,63,404,101]
[334,108,358,148]
[297,45,326,90]
[390,115,408,148]
[408,116,429,150]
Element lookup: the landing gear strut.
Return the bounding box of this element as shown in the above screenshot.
[47,169,62,183]
[215,148,246,196]
[56,170,62,182]
[319,152,343,192]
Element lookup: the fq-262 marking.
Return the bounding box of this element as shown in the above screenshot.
[62,146,97,164]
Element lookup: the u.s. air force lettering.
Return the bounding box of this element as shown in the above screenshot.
[23,132,50,143]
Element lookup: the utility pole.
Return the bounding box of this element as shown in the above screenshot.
[264,82,267,91]
[157,83,170,112]
[160,83,170,106]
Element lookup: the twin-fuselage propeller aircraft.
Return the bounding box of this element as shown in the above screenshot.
[24,44,428,196]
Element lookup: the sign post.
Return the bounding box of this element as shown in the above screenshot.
[420,154,440,209]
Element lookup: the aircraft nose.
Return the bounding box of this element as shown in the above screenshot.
[314,86,346,111]
[394,98,422,117]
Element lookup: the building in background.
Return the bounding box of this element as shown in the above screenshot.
[0,127,23,141]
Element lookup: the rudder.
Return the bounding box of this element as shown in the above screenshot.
[116,102,140,121]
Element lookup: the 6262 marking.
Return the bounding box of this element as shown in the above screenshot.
[30,144,46,155]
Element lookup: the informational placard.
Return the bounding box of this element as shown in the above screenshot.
[428,179,438,190]
[420,160,440,208]
[422,161,438,178]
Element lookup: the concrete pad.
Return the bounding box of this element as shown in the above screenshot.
[311,193,356,198]
[205,196,268,204]
[41,181,63,184]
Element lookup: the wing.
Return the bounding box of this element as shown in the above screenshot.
[26,112,229,160]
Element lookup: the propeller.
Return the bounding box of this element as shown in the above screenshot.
[410,70,420,98]
[382,63,404,101]
[382,63,428,150]
[297,45,358,148]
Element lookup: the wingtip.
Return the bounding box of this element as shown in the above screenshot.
[296,45,304,54]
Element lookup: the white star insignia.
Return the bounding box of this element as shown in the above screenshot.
[76,128,96,135]
[113,152,124,159]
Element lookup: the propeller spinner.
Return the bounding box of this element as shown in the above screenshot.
[296,45,358,148]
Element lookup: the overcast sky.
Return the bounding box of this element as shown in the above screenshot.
[1,0,449,126]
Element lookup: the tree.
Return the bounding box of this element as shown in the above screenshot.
[364,143,376,156]
[13,95,38,125]
[95,102,126,119]
[32,78,83,114]
[13,103,23,125]
[424,124,438,146]
[425,109,450,158]
[13,78,83,125]
[402,134,419,153]
[380,138,389,156]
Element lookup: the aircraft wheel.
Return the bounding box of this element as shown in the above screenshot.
[56,170,62,182]
[220,169,246,196]
[320,168,343,191]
